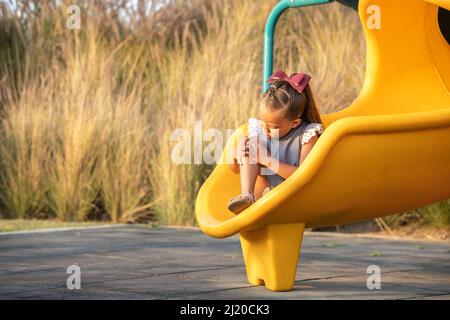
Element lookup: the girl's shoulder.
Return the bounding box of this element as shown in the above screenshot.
[301,122,324,145]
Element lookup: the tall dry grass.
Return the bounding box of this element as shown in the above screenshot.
[0,2,153,222]
[0,0,447,226]
[145,1,368,224]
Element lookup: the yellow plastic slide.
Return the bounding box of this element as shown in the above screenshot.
[195,0,450,291]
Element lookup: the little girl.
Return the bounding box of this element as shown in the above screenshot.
[227,70,324,214]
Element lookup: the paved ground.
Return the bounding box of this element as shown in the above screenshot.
[0,225,449,300]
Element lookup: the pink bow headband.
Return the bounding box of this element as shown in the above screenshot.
[266,70,311,94]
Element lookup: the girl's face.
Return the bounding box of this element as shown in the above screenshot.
[259,104,301,138]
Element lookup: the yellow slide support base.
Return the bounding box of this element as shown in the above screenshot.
[239,223,305,291]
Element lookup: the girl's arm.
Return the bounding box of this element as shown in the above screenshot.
[261,135,319,179]
[299,135,319,165]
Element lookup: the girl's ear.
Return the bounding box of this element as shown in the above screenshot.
[291,118,302,128]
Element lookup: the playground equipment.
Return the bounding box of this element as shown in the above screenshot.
[195,0,450,291]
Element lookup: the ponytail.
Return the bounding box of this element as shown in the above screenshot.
[301,85,322,124]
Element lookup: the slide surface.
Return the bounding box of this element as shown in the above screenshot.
[195,0,450,239]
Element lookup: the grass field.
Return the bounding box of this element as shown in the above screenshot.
[0,219,113,233]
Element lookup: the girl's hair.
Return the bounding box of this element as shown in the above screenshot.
[262,80,322,124]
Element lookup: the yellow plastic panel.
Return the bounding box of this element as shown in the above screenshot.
[195,0,450,291]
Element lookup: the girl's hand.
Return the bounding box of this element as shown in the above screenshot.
[236,136,250,164]
[247,136,272,167]
[262,126,280,140]
[263,126,271,139]
[236,134,272,166]
[259,122,273,140]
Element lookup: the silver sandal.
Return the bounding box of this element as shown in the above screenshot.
[227,194,254,214]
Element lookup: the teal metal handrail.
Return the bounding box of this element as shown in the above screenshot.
[262,0,334,94]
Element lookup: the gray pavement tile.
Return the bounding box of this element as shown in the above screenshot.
[0,226,449,300]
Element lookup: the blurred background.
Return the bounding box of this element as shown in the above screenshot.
[0,0,448,239]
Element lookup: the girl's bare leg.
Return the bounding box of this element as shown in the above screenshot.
[227,138,263,213]
[239,161,271,202]
[254,174,270,200]
[239,156,259,203]
[228,165,269,214]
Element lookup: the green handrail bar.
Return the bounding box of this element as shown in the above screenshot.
[262,0,335,94]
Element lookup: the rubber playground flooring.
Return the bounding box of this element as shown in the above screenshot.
[0,225,449,300]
